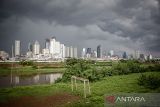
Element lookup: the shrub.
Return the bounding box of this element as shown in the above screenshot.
[19,60,34,66]
[61,58,102,82]
[137,74,160,89]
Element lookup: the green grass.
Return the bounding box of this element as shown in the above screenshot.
[0,83,71,103]
[0,72,159,106]
[88,72,160,106]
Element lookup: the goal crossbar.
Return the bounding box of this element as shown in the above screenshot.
[71,76,91,98]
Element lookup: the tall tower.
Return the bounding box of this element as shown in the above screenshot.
[28,42,32,52]
[134,50,140,59]
[82,48,86,58]
[86,48,91,54]
[49,37,56,54]
[33,40,40,55]
[97,45,102,58]
[45,38,50,49]
[60,44,65,58]
[65,46,70,58]
[15,40,20,56]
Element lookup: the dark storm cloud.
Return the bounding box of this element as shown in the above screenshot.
[0,0,160,56]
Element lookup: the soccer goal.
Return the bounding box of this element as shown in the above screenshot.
[71,76,91,98]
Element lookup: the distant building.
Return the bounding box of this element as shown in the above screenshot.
[140,54,145,60]
[81,48,86,58]
[26,51,33,58]
[49,37,56,55]
[65,46,70,58]
[60,44,65,58]
[109,50,114,57]
[122,52,127,59]
[70,46,73,58]
[134,50,140,59]
[15,40,20,56]
[130,54,134,59]
[73,47,78,58]
[55,41,60,54]
[45,38,50,49]
[91,50,97,58]
[33,40,40,55]
[86,48,91,58]
[86,48,91,54]
[147,54,153,60]
[97,45,102,58]
[28,42,33,52]
[0,51,9,60]
[42,48,49,55]
[102,50,107,58]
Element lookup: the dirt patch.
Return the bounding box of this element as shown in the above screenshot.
[0,93,80,107]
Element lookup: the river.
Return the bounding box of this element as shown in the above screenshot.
[0,73,62,88]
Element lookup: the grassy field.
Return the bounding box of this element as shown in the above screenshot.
[0,71,159,106]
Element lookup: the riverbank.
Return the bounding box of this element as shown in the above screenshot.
[0,72,159,106]
[0,66,65,76]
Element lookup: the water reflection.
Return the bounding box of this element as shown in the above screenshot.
[33,75,39,83]
[0,73,62,88]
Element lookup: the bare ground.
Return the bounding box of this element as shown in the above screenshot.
[0,93,80,107]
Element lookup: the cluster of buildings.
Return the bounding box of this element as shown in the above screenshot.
[81,45,119,60]
[0,38,156,61]
[81,45,153,61]
[0,51,9,60]
[14,37,78,61]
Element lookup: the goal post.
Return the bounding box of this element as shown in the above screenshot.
[71,76,91,98]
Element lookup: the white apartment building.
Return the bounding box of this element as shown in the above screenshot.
[15,40,20,56]
[33,40,40,55]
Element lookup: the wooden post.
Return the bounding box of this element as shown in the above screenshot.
[84,80,86,98]
[71,78,73,91]
[75,78,77,90]
[71,76,91,98]
[88,81,91,95]
[10,62,13,85]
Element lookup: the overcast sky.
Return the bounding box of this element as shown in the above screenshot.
[0,0,160,57]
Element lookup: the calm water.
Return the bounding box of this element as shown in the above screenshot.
[0,73,62,88]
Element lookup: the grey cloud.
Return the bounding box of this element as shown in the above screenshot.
[0,0,160,56]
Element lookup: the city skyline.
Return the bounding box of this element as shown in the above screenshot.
[0,0,160,57]
[13,37,78,60]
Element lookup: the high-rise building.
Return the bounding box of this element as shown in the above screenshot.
[28,42,32,52]
[140,54,145,60]
[60,44,65,58]
[65,46,70,58]
[122,51,127,59]
[49,37,61,58]
[73,47,78,58]
[86,48,91,54]
[91,50,97,58]
[0,51,9,60]
[15,40,20,56]
[45,38,50,49]
[97,45,102,58]
[42,48,49,55]
[81,48,86,58]
[49,37,56,54]
[55,41,61,55]
[134,50,140,59]
[33,40,40,55]
[148,54,153,60]
[70,46,73,58]
[109,50,114,57]
[102,50,107,57]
